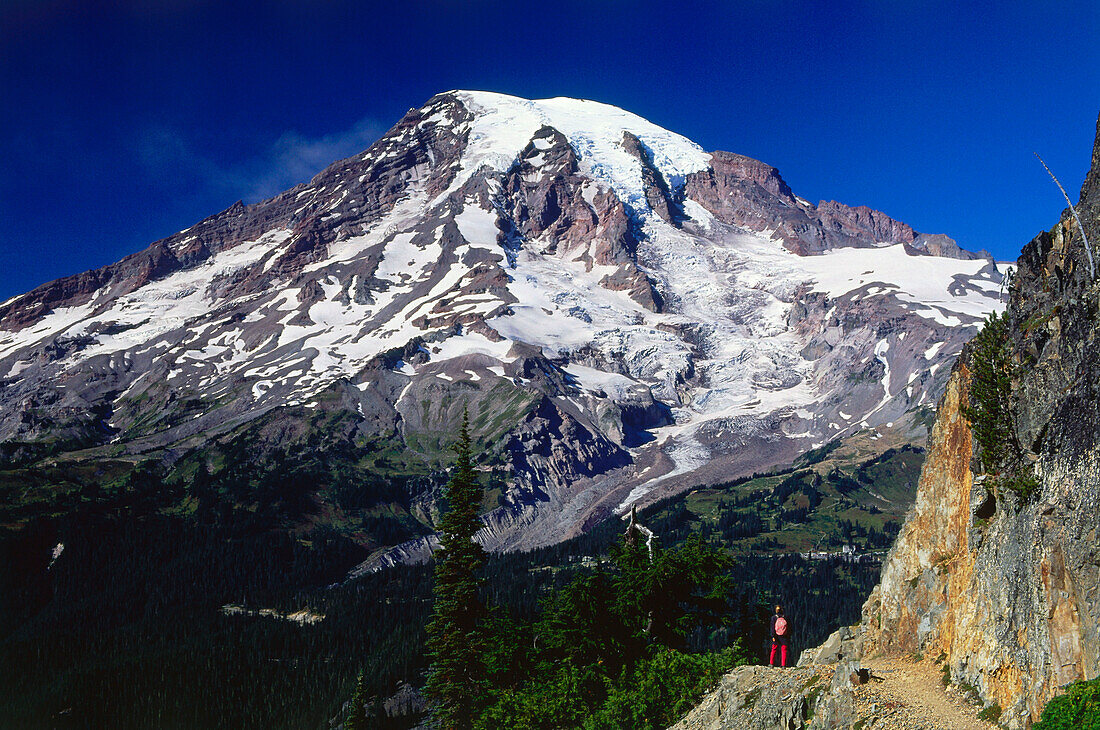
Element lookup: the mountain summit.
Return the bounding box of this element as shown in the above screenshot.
[0,91,1004,554]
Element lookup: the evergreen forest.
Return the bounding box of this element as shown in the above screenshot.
[0,435,912,729]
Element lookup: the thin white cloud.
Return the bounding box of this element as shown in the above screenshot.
[136,117,387,203]
[246,118,387,199]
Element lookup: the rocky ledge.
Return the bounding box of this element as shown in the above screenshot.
[669,663,854,730]
[669,628,999,730]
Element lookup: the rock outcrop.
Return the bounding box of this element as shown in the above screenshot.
[669,628,865,730]
[798,626,863,667]
[681,151,984,258]
[670,664,856,730]
[859,113,1100,728]
[669,645,999,729]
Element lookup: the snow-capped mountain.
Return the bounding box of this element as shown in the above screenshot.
[0,91,1005,554]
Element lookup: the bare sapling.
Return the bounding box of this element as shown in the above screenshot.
[1036,152,1095,280]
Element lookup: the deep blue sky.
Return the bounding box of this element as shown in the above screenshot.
[2,0,1098,300]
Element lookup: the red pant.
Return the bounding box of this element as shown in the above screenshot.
[770,641,787,667]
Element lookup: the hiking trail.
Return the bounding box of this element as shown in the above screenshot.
[852,656,1000,729]
[670,655,1001,729]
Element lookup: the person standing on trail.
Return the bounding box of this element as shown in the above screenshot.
[770,605,790,667]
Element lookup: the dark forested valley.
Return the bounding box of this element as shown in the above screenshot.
[1,438,915,729]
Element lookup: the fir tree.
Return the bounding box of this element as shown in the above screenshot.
[345,670,369,730]
[963,310,1015,470]
[424,408,487,729]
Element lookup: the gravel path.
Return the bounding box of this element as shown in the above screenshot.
[853,657,999,729]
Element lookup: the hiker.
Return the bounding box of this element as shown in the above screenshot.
[769,605,789,667]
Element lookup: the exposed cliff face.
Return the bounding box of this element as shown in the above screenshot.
[860,114,1100,728]
[682,152,984,259]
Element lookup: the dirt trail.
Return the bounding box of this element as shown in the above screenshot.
[853,657,999,729]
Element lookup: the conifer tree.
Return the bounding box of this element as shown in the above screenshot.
[963,310,1015,470]
[424,408,487,729]
[345,670,369,730]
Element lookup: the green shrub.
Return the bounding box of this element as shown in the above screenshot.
[1034,677,1100,730]
[475,532,748,730]
[586,646,744,730]
[963,311,1014,471]
[964,311,1042,508]
[476,663,592,730]
[999,469,1041,502]
[978,703,1002,722]
[804,683,824,720]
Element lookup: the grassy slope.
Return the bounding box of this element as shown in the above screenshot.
[639,434,923,556]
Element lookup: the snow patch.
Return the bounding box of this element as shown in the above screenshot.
[454,202,501,251]
[807,244,1001,325]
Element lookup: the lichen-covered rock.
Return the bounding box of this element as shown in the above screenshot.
[668,665,853,730]
[811,626,861,666]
